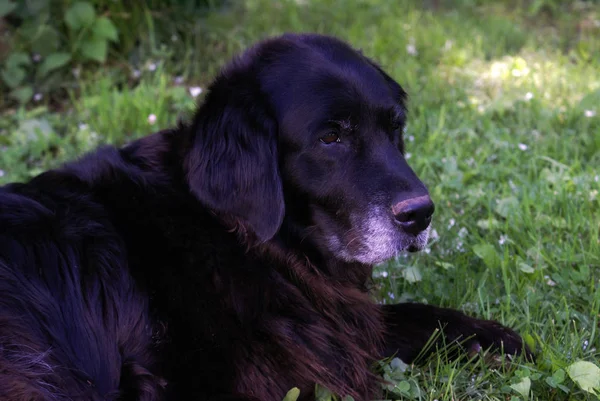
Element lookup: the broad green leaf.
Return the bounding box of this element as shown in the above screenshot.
[93,17,118,42]
[18,118,53,140]
[567,360,600,395]
[435,261,455,270]
[22,0,48,14]
[10,86,34,104]
[395,380,411,393]
[510,377,531,398]
[6,52,31,69]
[81,37,108,63]
[38,53,71,77]
[523,333,536,353]
[579,89,600,110]
[473,243,500,268]
[477,218,500,230]
[1,67,26,88]
[549,368,566,386]
[0,1,17,17]
[518,261,535,274]
[390,357,408,372]
[31,26,60,57]
[401,265,422,283]
[495,196,519,218]
[282,387,300,401]
[315,385,334,401]
[65,2,96,30]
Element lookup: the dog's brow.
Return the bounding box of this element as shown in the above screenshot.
[329,119,355,131]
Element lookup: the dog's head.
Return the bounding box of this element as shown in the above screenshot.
[187,33,434,265]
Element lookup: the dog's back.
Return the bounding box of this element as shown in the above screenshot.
[0,159,163,400]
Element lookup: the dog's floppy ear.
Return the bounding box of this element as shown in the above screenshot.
[186,77,284,242]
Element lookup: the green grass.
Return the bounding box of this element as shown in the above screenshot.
[1,0,599,399]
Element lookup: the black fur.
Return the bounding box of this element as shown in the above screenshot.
[0,34,530,401]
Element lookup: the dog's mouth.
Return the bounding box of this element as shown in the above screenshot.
[399,230,429,255]
[407,244,421,253]
[332,220,431,265]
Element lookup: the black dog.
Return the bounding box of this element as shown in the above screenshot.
[0,34,529,401]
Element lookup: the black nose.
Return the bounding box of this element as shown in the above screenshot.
[392,195,435,235]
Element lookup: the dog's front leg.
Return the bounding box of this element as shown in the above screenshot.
[379,303,532,363]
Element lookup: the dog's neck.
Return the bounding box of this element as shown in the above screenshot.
[127,129,375,290]
[272,216,375,291]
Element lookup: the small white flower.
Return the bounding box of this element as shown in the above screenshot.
[584,110,596,118]
[388,292,395,300]
[72,68,81,78]
[33,93,42,102]
[381,271,388,278]
[132,69,141,79]
[518,143,528,151]
[78,123,89,131]
[443,40,453,51]
[406,44,418,56]
[171,34,178,42]
[595,175,599,182]
[524,92,534,101]
[0,170,4,177]
[448,218,456,228]
[32,53,41,62]
[477,105,485,113]
[147,62,157,72]
[498,235,508,245]
[583,339,589,351]
[148,114,157,125]
[173,76,184,85]
[405,152,412,160]
[511,67,529,77]
[189,86,203,97]
[408,135,414,142]
[545,276,557,286]
[430,228,439,240]
[458,227,468,238]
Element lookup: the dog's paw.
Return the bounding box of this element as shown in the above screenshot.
[441,316,534,363]
[381,303,534,363]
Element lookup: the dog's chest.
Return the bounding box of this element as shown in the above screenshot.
[230,269,384,401]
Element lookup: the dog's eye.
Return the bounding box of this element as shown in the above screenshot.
[320,132,341,144]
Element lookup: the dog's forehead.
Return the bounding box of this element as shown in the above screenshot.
[279,73,400,131]
[266,60,396,122]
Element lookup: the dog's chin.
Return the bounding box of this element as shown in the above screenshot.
[327,219,432,266]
